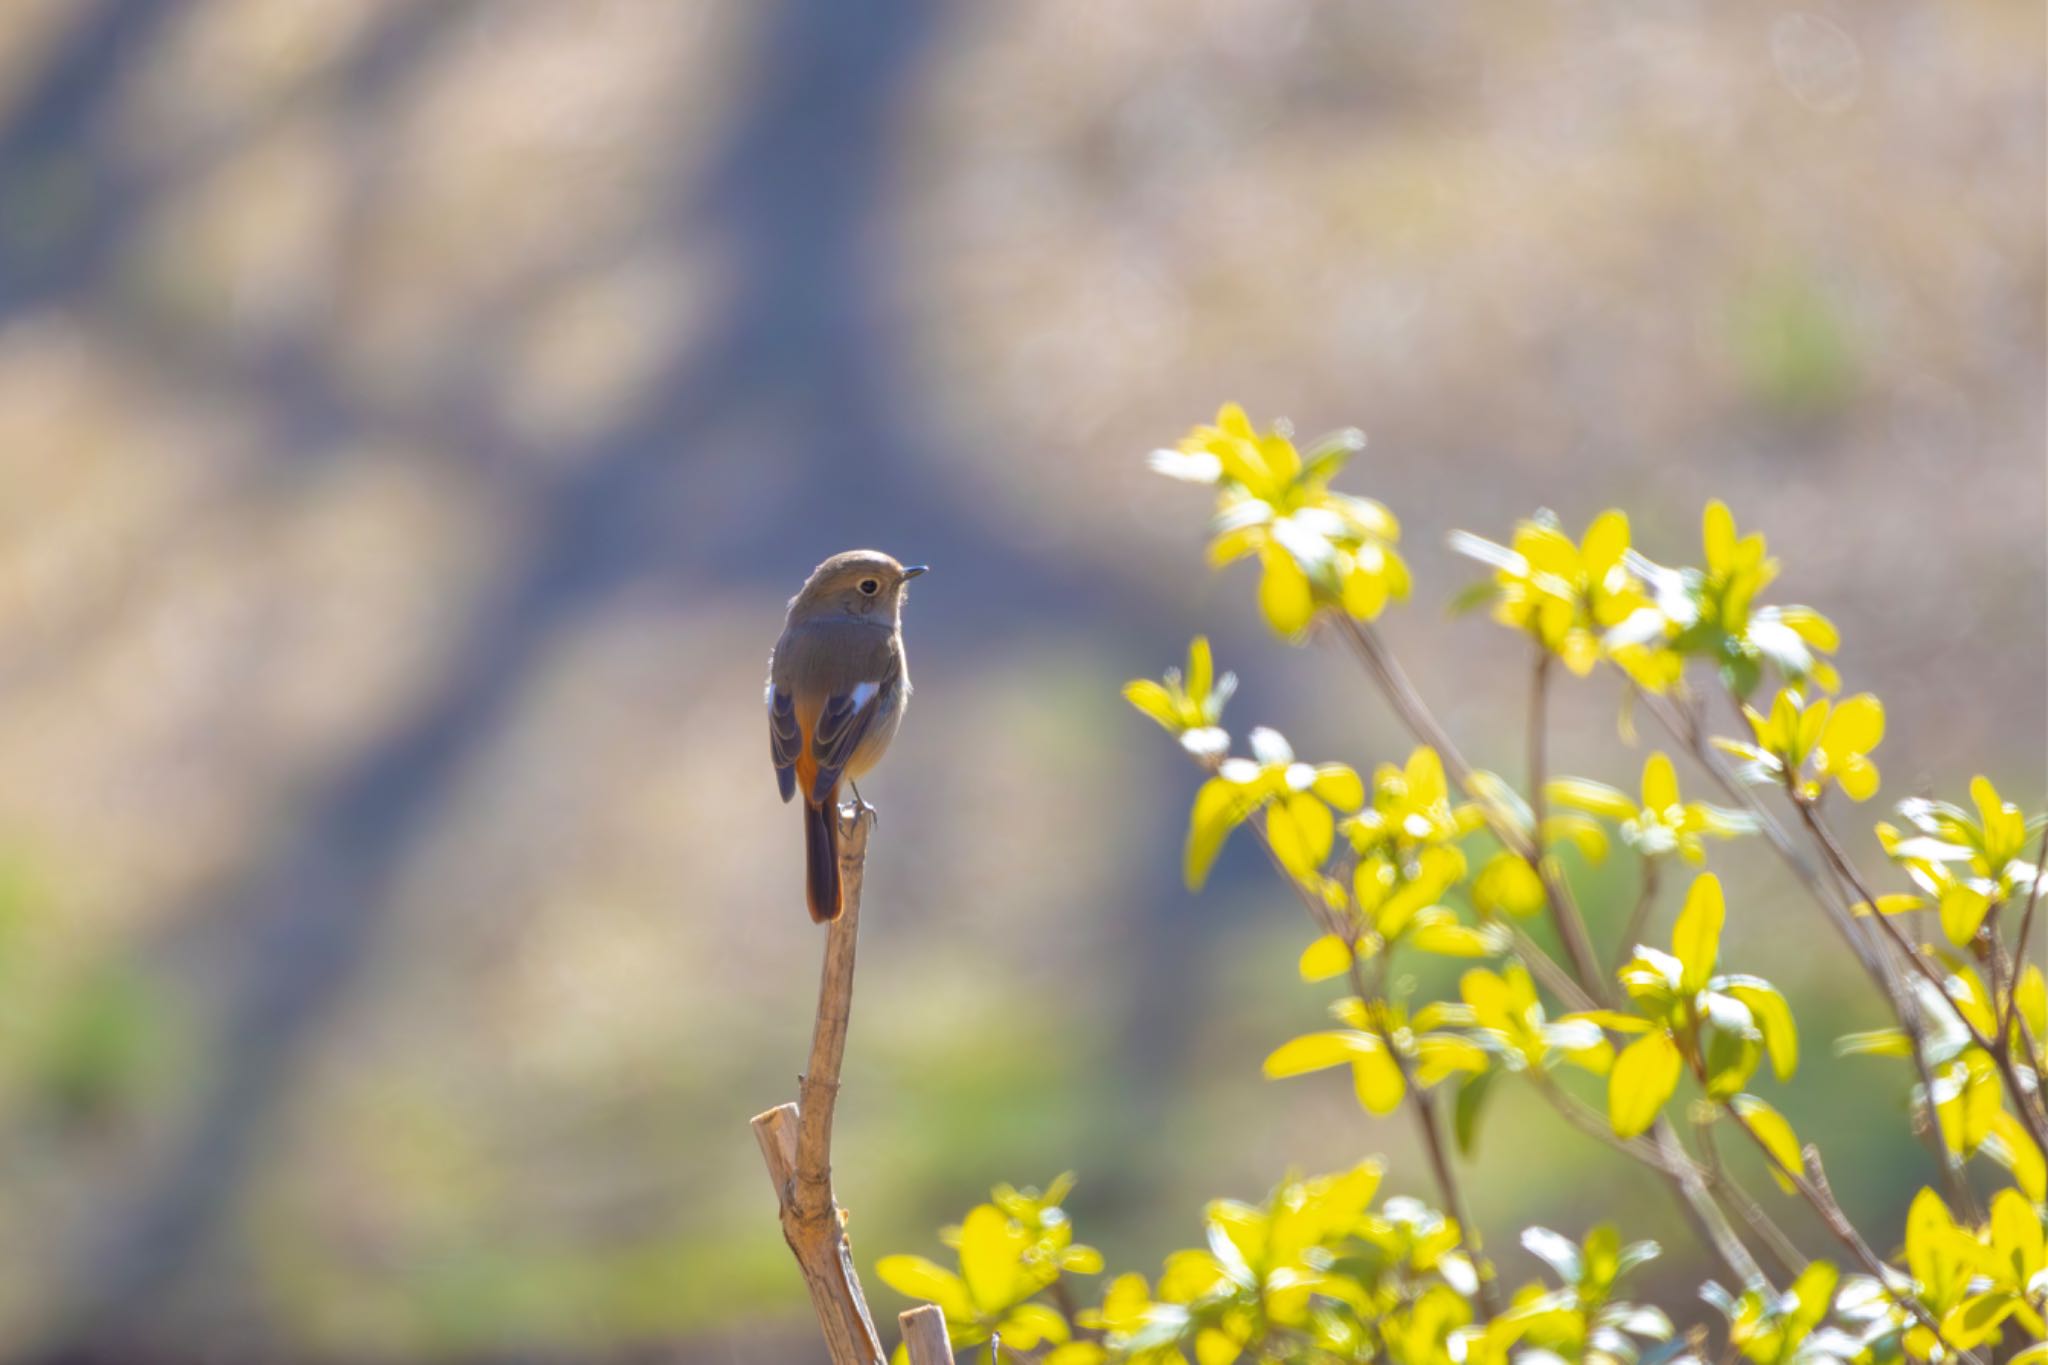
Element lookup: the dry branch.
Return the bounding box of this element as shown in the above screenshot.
[898,1304,955,1364]
[752,806,889,1365]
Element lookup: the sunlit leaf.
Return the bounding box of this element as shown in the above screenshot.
[1264,1031,1373,1079]
[1673,873,1725,995]
[1731,1094,1803,1194]
[1298,934,1353,983]
[1609,1032,1682,1139]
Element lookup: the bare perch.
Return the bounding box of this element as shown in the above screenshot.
[751,805,887,1365]
[899,1304,955,1364]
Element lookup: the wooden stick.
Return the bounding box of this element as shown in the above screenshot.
[751,805,887,1365]
[898,1303,955,1365]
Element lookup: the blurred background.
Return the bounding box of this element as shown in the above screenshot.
[0,0,2039,1360]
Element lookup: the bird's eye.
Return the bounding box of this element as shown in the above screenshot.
[858,578,880,595]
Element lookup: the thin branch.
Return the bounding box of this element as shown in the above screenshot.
[1694,1107,1808,1280]
[752,806,888,1365]
[1613,858,1661,976]
[1717,1105,1984,1365]
[1238,809,1504,1321]
[2000,820,2048,1043]
[1800,799,2048,1151]
[1342,949,1504,1321]
[1335,616,1610,1002]
[1331,616,1775,1284]
[1527,647,1609,993]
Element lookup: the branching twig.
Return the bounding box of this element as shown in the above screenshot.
[1328,614,1775,1284]
[752,806,889,1365]
[1716,1105,1984,1365]
[1637,686,1981,1208]
[1798,799,2048,1151]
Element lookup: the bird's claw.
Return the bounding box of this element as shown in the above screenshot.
[836,793,878,834]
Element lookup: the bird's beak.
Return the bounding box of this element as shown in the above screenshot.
[901,564,929,579]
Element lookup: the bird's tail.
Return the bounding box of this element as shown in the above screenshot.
[804,796,841,922]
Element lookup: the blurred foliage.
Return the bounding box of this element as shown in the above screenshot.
[877,406,2046,1362]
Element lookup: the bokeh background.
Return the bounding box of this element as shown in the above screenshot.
[0,1,2040,1360]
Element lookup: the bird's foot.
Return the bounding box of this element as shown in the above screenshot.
[837,788,877,834]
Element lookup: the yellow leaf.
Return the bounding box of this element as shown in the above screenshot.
[1298,934,1353,983]
[1406,746,1448,806]
[1541,814,1610,865]
[1415,1034,1490,1084]
[1195,1327,1243,1365]
[1906,1187,1958,1303]
[1473,851,1547,918]
[957,1204,1023,1311]
[1608,1032,1682,1139]
[1264,1031,1372,1079]
[1987,1111,2046,1202]
[1821,693,1884,759]
[1342,561,1390,620]
[1351,1048,1407,1115]
[1780,606,1839,653]
[1939,883,1991,945]
[1725,981,1798,1080]
[1850,893,1926,917]
[1641,752,1680,812]
[1702,500,1736,574]
[1410,918,1498,958]
[1187,637,1213,702]
[1835,753,1880,802]
[1673,873,1725,994]
[1582,509,1630,573]
[1185,777,1250,890]
[1312,764,1365,811]
[875,1256,976,1322]
[1267,793,1334,879]
[1545,777,1636,822]
[1732,1094,1803,1193]
[1122,679,1180,729]
[1258,544,1315,636]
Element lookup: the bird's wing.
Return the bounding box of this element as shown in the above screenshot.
[768,685,801,802]
[807,647,901,804]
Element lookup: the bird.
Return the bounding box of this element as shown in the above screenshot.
[766,550,925,922]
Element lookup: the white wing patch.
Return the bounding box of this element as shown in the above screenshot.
[848,681,879,711]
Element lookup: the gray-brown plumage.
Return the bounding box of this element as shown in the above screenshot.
[767,550,923,921]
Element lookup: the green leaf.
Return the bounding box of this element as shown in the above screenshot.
[1701,1026,1760,1101]
[1608,1032,1682,1139]
[1673,873,1725,995]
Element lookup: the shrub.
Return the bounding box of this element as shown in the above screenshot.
[878,405,2047,1365]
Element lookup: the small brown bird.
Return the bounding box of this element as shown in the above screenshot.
[767,550,925,921]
